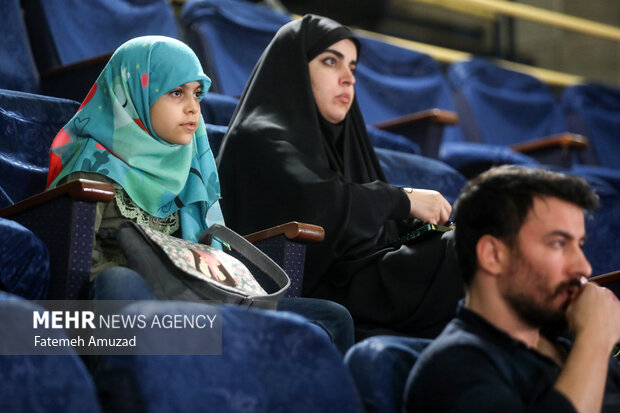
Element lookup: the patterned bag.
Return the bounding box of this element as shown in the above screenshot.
[116,221,290,309]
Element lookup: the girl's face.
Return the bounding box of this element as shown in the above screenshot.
[308,38,358,124]
[150,81,202,145]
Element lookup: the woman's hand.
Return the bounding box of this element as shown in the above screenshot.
[403,188,452,225]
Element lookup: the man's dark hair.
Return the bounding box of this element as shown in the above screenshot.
[453,165,599,285]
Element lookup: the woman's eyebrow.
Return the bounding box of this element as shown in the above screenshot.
[322,48,358,65]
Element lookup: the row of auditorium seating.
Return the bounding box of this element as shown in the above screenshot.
[0,85,436,412]
[178,0,620,175]
[1,1,619,412]
[3,0,619,177]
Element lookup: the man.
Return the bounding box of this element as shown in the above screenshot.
[404,166,620,413]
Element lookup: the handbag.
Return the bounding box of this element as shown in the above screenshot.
[116,221,290,309]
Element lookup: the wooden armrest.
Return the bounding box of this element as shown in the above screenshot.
[371,109,458,158]
[40,53,113,101]
[0,179,114,218]
[244,221,325,244]
[41,53,113,80]
[590,270,620,286]
[510,132,588,154]
[372,109,459,130]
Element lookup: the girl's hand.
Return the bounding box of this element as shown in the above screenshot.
[403,188,452,225]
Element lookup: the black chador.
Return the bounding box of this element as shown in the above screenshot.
[217,14,464,339]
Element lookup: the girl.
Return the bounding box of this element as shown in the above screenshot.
[217,15,465,339]
[47,35,353,352]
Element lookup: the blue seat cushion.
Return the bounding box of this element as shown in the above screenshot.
[0,218,50,299]
[0,291,101,412]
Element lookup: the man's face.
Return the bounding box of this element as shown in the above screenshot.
[499,196,592,330]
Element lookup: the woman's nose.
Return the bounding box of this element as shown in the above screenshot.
[341,68,356,86]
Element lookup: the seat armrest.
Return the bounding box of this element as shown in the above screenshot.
[0,179,114,299]
[243,222,324,298]
[244,221,325,243]
[590,270,620,298]
[0,179,114,218]
[372,109,458,158]
[590,270,620,286]
[510,132,588,168]
[40,53,113,101]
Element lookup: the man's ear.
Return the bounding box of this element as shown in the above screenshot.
[476,235,507,277]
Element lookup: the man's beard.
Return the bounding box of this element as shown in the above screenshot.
[504,250,582,332]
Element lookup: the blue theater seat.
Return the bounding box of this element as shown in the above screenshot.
[0,0,40,93]
[375,147,465,205]
[0,89,80,207]
[0,291,101,412]
[21,0,181,100]
[443,58,586,172]
[562,83,620,171]
[181,0,290,96]
[345,336,432,413]
[94,300,364,413]
[0,218,50,299]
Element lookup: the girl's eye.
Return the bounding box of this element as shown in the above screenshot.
[193,91,202,99]
[170,90,182,97]
[350,65,357,74]
[323,57,336,66]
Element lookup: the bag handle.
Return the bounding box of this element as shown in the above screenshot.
[199,224,291,296]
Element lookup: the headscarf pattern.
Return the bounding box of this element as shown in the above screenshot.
[47,36,223,241]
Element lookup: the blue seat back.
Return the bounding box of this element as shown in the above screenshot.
[0,0,39,93]
[0,291,101,412]
[94,301,363,412]
[447,59,567,146]
[0,89,80,207]
[355,37,454,122]
[375,147,466,205]
[201,92,239,126]
[345,336,432,413]
[181,0,290,96]
[22,0,180,71]
[0,218,50,299]
[205,122,229,157]
[562,83,620,169]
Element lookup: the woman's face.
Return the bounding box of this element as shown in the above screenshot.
[308,38,358,124]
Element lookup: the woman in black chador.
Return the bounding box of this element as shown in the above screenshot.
[217,14,464,339]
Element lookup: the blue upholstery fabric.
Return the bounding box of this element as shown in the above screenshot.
[577,177,620,276]
[375,147,466,205]
[367,126,421,155]
[0,0,39,93]
[345,336,432,413]
[205,122,229,156]
[0,89,80,207]
[563,83,620,169]
[94,301,363,413]
[181,0,291,95]
[201,92,239,126]
[0,218,50,299]
[439,141,541,172]
[23,0,180,70]
[0,291,101,413]
[354,36,460,144]
[447,58,568,146]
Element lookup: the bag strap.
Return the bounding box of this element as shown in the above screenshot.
[199,224,291,295]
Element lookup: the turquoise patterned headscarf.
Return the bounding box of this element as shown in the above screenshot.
[47,36,223,242]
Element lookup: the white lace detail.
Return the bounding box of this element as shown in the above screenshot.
[114,184,180,235]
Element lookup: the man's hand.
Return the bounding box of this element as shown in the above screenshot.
[555,282,620,413]
[566,282,620,352]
